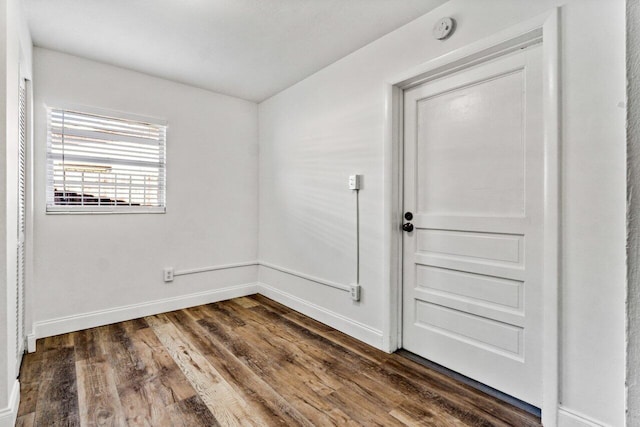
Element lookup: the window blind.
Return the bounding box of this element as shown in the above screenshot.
[17,81,26,368]
[46,107,166,213]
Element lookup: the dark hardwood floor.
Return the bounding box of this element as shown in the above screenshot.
[16,295,542,426]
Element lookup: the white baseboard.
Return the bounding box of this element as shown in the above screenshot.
[558,406,608,427]
[0,380,20,427]
[30,282,258,347]
[257,282,384,350]
[27,334,36,353]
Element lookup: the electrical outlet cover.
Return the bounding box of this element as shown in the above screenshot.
[350,284,361,301]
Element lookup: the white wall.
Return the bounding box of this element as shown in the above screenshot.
[258,0,626,425]
[31,48,259,334]
[0,0,32,424]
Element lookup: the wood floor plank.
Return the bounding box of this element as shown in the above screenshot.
[166,395,221,427]
[18,347,46,385]
[33,346,80,427]
[15,412,35,427]
[76,357,127,427]
[232,296,260,308]
[100,322,174,426]
[72,327,104,362]
[147,314,262,426]
[19,296,542,427]
[42,333,74,351]
[131,326,197,403]
[17,381,38,416]
[17,344,46,421]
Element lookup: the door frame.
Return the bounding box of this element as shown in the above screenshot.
[382,9,560,427]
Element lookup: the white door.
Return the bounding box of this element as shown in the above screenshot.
[402,45,543,406]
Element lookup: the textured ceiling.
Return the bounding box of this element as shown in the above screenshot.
[25,0,447,102]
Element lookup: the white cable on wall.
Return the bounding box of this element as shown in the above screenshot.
[356,188,360,285]
[173,261,258,277]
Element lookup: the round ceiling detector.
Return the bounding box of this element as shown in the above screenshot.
[433,17,455,40]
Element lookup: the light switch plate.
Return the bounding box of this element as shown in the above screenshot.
[348,174,361,190]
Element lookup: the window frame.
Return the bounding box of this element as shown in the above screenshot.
[45,104,168,215]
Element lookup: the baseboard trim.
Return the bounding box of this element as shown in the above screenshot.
[30,282,258,348]
[257,282,384,349]
[0,380,20,427]
[27,334,36,353]
[558,406,608,427]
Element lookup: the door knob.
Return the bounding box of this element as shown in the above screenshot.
[402,223,414,232]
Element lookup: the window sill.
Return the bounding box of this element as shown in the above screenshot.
[46,206,166,215]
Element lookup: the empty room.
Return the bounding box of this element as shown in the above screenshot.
[0,0,636,426]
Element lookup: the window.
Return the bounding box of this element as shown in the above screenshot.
[46,107,166,213]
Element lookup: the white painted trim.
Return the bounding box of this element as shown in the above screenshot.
[382,8,561,426]
[396,29,542,92]
[257,282,384,349]
[0,380,20,427]
[382,83,404,353]
[558,406,608,427]
[29,282,257,347]
[541,9,561,427]
[260,261,351,292]
[27,333,35,353]
[391,12,550,90]
[174,261,258,276]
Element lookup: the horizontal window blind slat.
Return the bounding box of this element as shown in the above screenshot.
[49,148,161,164]
[51,110,164,133]
[49,153,164,169]
[50,119,163,137]
[49,126,164,147]
[53,181,164,188]
[52,173,162,180]
[49,136,163,153]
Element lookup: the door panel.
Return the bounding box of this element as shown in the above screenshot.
[414,301,523,357]
[402,45,543,406]
[416,266,523,310]
[416,229,523,264]
[415,70,525,217]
